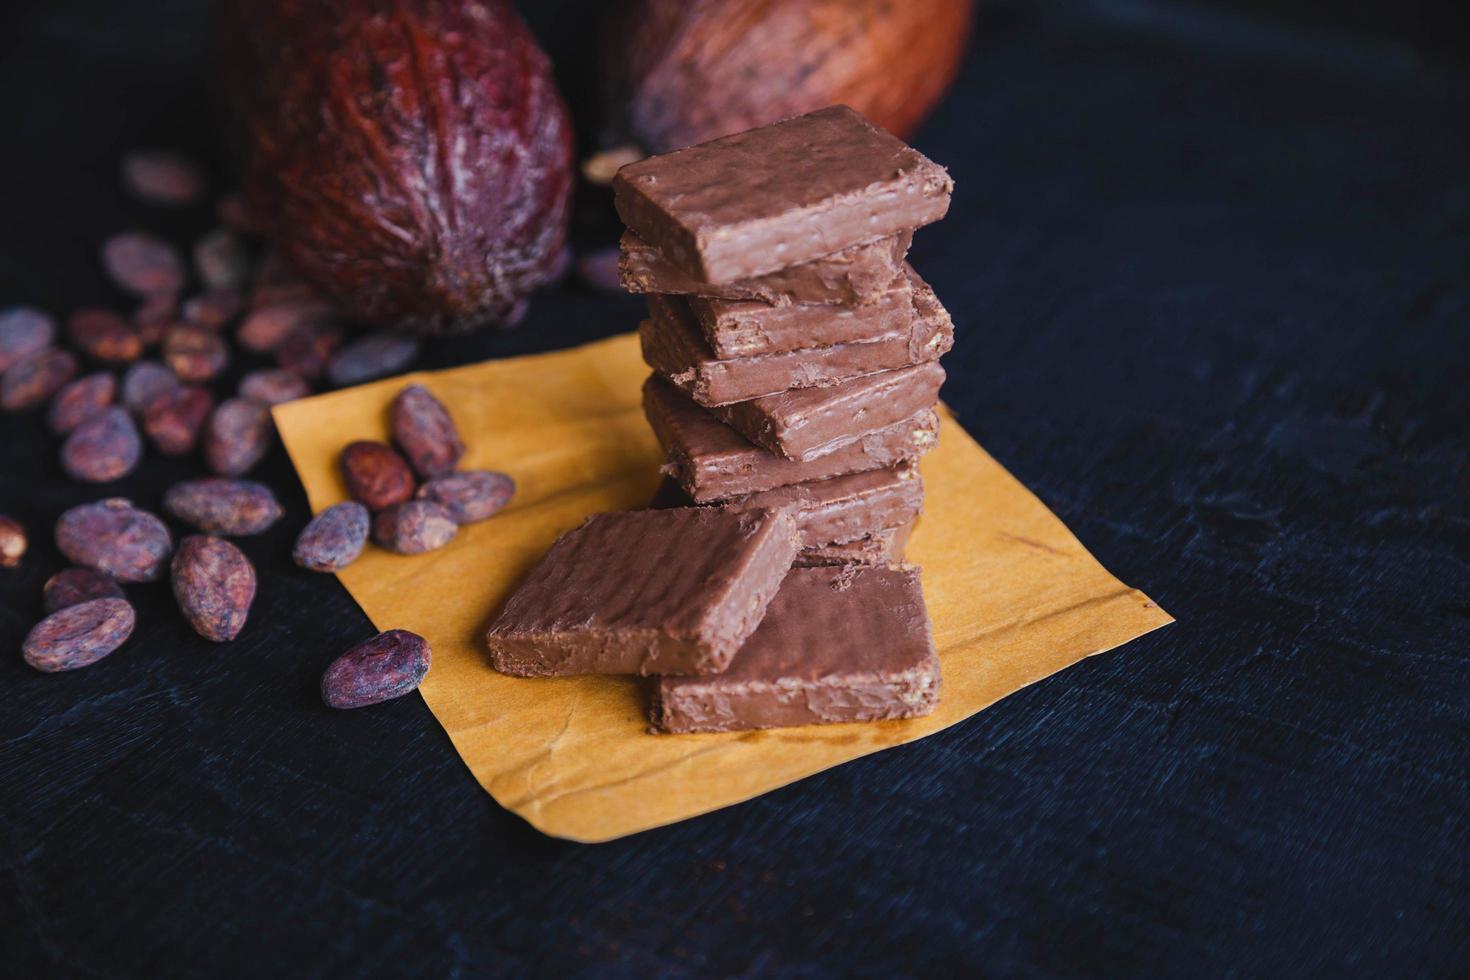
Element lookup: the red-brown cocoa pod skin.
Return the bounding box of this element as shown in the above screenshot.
[164,478,284,536]
[61,407,143,483]
[141,384,214,456]
[55,499,173,583]
[2,348,78,411]
[416,471,515,524]
[48,371,117,434]
[23,598,136,672]
[392,384,464,479]
[44,567,125,613]
[293,501,371,572]
[371,500,457,555]
[217,0,573,336]
[600,0,973,154]
[340,441,416,510]
[204,398,274,477]
[321,629,431,709]
[171,535,256,642]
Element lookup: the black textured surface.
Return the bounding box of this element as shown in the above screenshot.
[3,1,1469,976]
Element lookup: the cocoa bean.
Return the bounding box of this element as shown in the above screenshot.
[133,294,177,346]
[141,384,213,455]
[204,398,273,476]
[102,232,184,297]
[23,598,135,672]
[0,514,25,568]
[575,248,624,293]
[237,300,333,353]
[392,384,464,479]
[55,498,172,582]
[171,535,256,642]
[47,371,117,434]
[0,306,55,372]
[372,500,457,555]
[164,478,284,536]
[341,441,416,510]
[293,501,370,572]
[1,348,78,411]
[67,309,143,364]
[121,360,179,414]
[238,368,309,406]
[193,228,250,291]
[163,325,229,382]
[274,323,342,380]
[321,630,431,709]
[416,471,515,524]
[325,332,420,387]
[121,150,204,206]
[44,567,125,613]
[182,289,243,330]
[61,407,142,483]
[217,192,260,234]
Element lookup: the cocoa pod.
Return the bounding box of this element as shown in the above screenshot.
[102,232,185,297]
[0,306,55,372]
[416,471,515,525]
[321,629,431,709]
[67,309,143,364]
[61,407,142,483]
[371,500,457,555]
[219,0,573,336]
[237,299,335,353]
[121,150,205,206]
[141,384,213,455]
[121,360,180,414]
[392,384,464,479]
[23,598,135,672]
[44,567,125,613]
[204,398,273,476]
[0,514,25,568]
[171,535,256,642]
[164,478,284,536]
[340,441,416,510]
[163,325,229,382]
[2,348,78,411]
[325,332,420,388]
[272,322,342,380]
[48,371,117,434]
[193,228,250,291]
[182,289,244,331]
[238,368,309,406]
[293,501,370,572]
[55,498,173,582]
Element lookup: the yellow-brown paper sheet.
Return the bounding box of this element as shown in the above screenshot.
[274,333,1172,842]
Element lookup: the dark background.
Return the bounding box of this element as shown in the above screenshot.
[3,0,1469,976]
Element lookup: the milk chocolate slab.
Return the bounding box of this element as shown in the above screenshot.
[614,105,952,283]
[644,375,939,502]
[712,361,946,462]
[620,231,910,307]
[640,274,952,407]
[651,566,940,733]
[796,520,914,567]
[485,507,800,677]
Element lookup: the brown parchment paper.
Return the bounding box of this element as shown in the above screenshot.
[274,333,1172,842]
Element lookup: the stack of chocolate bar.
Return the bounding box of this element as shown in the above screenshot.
[485,107,954,734]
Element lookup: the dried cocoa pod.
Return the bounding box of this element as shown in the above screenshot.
[204,398,273,476]
[0,514,25,567]
[2,348,78,411]
[102,232,185,297]
[416,471,515,525]
[171,535,256,642]
[237,300,335,353]
[48,371,117,434]
[164,478,284,536]
[44,567,125,613]
[121,360,180,414]
[340,441,416,510]
[23,598,135,672]
[219,0,572,336]
[293,501,370,572]
[193,228,250,291]
[121,150,205,206]
[273,323,342,381]
[238,368,309,406]
[141,384,213,455]
[67,309,143,364]
[325,332,420,387]
[371,500,457,555]
[0,306,56,372]
[163,325,229,382]
[55,498,173,582]
[133,294,178,346]
[392,384,464,479]
[61,407,142,483]
[321,629,431,709]
[182,289,244,331]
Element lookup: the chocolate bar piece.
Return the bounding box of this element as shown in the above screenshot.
[620,231,910,307]
[640,272,951,407]
[712,361,945,461]
[485,507,800,677]
[644,375,939,502]
[651,566,941,733]
[796,520,914,567]
[614,105,952,284]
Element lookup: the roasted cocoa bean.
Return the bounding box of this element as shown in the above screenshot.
[237,300,334,353]
[193,228,250,291]
[416,471,515,524]
[0,306,55,372]
[321,629,431,709]
[392,384,464,479]
[203,398,273,477]
[371,500,457,555]
[325,332,420,387]
[238,368,309,406]
[274,323,343,380]
[67,309,143,364]
[341,441,416,510]
[164,478,283,536]
[55,498,172,582]
[23,598,135,672]
[44,567,125,613]
[182,289,243,330]
[102,232,184,297]
[163,325,229,382]
[2,348,78,411]
[0,514,25,568]
[133,293,177,346]
[575,247,624,293]
[61,407,142,483]
[172,535,256,642]
[121,360,179,414]
[293,501,371,572]
[217,192,260,234]
[121,150,204,206]
[141,384,213,455]
[47,371,117,434]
